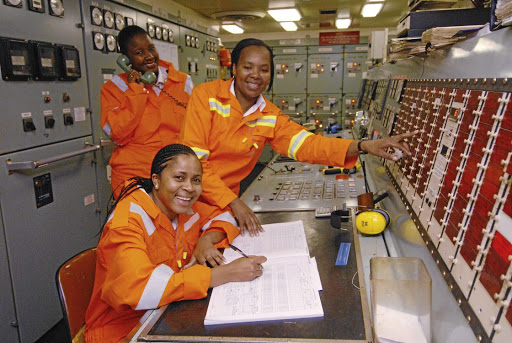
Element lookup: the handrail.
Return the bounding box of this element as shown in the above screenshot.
[5,144,101,173]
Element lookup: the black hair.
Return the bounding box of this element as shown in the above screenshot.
[117,25,148,55]
[230,38,274,92]
[100,144,199,234]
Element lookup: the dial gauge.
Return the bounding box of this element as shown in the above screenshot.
[186,35,190,47]
[28,0,44,12]
[162,28,169,41]
[90,6,103,26]
[195,37,199,48]
[169,30,174,43]
[4,0,22,7]
[93,32,105,51]
[115,13,124,31]
[147,23,155,38]
[155,26,162,40]
[48,0,64,17]
[106,35,117,52]
[103,10,114,28]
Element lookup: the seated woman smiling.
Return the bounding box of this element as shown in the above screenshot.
[85,144,266,343]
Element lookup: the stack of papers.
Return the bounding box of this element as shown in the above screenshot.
[495,0,512,27]
[421,25,484,49]
[204,220,324,325]
[389,37,426,60]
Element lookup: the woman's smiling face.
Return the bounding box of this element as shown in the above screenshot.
[151,154,202,220]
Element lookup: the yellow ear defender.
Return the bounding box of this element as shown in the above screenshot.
[355,208,390,235]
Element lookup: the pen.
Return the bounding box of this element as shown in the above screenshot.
[228,243,249,258]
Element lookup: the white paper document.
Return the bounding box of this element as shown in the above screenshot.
[204,220,324,325]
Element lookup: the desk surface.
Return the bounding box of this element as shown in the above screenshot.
[131,211,371,342]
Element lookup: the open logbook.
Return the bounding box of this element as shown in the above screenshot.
[204,220,324,325]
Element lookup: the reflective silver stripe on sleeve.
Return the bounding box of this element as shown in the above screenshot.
[135,264,174,310]
[185,75,194,95]
[129,203,157,236]
[201,211,238,232]
[102,123,112,138]
[111,75,129,92]
[184,212,200,232]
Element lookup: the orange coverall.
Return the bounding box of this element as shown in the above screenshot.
[101,60,192,197]
[180,78,358,209]
[84,188,239,343]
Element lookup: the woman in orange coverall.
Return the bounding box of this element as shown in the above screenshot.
[85,144,266,343]
[180,38,418,236]
[102,25,193,198]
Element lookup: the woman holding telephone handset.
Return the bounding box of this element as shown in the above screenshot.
[102,25,193,198]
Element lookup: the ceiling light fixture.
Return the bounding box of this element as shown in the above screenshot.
[335,18,352,29]
[222,24,244,34]
[361,3,384,17]
[267,8,301,22]
[280,21,298,31]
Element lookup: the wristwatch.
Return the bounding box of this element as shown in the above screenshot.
[357,140,368,155]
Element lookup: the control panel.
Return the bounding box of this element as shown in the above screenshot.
[241,156,367,212]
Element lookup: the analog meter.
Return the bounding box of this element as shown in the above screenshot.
[147,23,155,38]
[106,34,117,53]
[28,0,44,12]
[103,10,114,29]
[155,26,162,40]
[115,13,125,31]
[0,38,33,80]
[48,0,64,17]
[162,28,169,41]
[92,32,105,51]
[57,45,81,80]
[4,0,22,8]
[90,6,103,26]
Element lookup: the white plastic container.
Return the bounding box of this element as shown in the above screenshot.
[370,257,432,343]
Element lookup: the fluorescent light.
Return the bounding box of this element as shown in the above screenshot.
[222,24,244,34]
[280,22,298,31]
[361,3,383,17]
[267,8,301,22]
[336,18,351,29]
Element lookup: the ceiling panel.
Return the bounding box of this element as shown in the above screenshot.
[170,0,410,33]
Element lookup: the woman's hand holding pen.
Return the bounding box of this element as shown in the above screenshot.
[209,255,267,288]
[229,197,265,237]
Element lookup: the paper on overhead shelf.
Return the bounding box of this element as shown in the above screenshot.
[421,25,484,48]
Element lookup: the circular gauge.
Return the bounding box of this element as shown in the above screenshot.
[104,10,114,28]
[147,24,155,38]
[49,0,64,17]
[5,0,22,7]
[169,30,174,43]
[195,37,200,48]
[115,13,125,31]
[213,43,217,52]
[91,7,103,26]
[155,26,162,40]
[186,35,191,47]
[162,28,169,41]
[106,35,117,52]
[207,41,211,51]
[93,32,105,51]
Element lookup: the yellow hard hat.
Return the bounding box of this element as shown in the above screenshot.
[355,209,389,235]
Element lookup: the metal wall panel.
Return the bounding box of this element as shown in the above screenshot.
[1,137,99,342]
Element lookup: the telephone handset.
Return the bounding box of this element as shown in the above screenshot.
[116,54,157,85]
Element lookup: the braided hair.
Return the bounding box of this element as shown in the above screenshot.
[230,38,275,92]
[100,144,199,234]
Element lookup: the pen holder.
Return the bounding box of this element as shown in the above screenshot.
[357,192,374,213]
